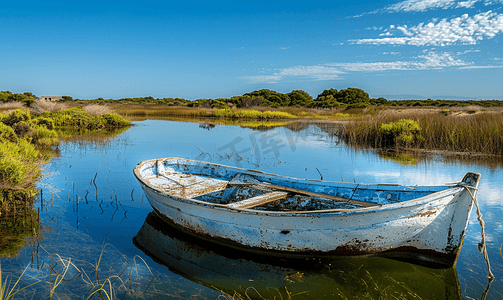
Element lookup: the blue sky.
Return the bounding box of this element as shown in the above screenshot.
[2,0,502,100]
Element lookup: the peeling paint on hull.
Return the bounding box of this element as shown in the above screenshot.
[134,157,480,268]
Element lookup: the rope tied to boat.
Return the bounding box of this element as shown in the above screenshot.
[458,183,494,281]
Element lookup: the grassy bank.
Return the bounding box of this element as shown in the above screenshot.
[338,108,503,156]
[0,108,130,192]
[110,103,354,121]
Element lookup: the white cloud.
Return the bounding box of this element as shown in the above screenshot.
[459,65,503,68]
[328,52,469,71]
[352,0,499,18]
[242,75,283,84]
[243,66,345,83]
[457,49,482,54]
[354,11,503,46]
[243,52,469,83]
[387,0,461,12]
[385,0,481,12]
[457,0,480,7]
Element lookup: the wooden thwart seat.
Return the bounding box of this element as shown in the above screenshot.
[227,191,288,209]
[229,173,379,208]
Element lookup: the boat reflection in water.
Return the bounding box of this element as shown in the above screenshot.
[134,212,461,299]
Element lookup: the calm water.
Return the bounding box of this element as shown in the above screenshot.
[1,119,503,299]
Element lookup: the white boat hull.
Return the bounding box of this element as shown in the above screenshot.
[134,157,480,267]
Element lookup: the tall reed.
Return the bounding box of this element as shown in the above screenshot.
[338,110,503,156]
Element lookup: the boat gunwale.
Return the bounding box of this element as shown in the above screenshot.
[133,157,469,215]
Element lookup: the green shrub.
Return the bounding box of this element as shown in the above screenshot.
[2,109,31,126]
[288,90,314,106]
[0,91,37,106]
[100,113,131,127]
[0,156,30,185]
[42,108,130,129]
[35,117,55,130]
[0,139,40,186]
[209,100,230,109]
[0,122,17,142]
[244,89,291,107]
[13,121,33,138]
[379,119,423,146]
[33,125,59,148]
[347,102,369,109]
[15,139,41,163]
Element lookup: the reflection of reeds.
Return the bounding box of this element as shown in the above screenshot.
[0,264,40,300]
[0,190,41,299]
[1,244,155,299]
[0,190,39,258]
[214,263,428,300]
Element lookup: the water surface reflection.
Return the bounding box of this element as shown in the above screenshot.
[135,212,461,299]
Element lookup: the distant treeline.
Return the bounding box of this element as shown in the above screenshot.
[0,91,38,106]
[3,89,503,108]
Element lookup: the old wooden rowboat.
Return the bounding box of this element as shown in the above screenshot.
[133,157,480,267]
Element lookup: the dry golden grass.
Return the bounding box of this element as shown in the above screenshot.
[29,99,69,114]
[0,101,25,114]
[83,104,115,116]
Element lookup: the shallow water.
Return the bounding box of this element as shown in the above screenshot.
[1,119,502,299]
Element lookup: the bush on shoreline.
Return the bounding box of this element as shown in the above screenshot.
[379,119,423,147]
[41,107,130,129]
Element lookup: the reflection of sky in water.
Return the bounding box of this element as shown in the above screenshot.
[2,119,502,299]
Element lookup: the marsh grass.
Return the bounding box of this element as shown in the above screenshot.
[28,99,69,115]
[339,109,503,156]
[111,104,208,118]
[111,103,358,121]
[83,105,115,116]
